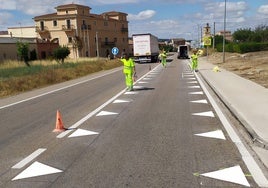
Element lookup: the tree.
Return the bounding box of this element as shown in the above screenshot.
[233,28,253,43]
[53,46,70,63]
[17,41,30,67]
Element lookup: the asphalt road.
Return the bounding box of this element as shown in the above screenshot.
[0,55,261,187]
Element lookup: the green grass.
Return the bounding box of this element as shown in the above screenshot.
[0,58,122,98]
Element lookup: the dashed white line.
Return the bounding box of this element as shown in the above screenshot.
[12,148,46,169]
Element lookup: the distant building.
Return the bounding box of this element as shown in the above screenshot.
[170,38,186,48]
[0,3,129,61]
[33,3,129,59]
[216,30,233,41]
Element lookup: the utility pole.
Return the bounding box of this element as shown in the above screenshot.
[213,22,215,49]
[96,31,99,58]
[223,0,227,63]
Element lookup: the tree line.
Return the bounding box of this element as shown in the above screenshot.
[214,24,268,53]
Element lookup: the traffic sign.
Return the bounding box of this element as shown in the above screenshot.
[111,47,119,55]
[203,37,211,46]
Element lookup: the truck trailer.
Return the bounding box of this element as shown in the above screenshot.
[177,45,189,59]
[132,33,159,63]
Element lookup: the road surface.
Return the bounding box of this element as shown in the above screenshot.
[0,54,264,187]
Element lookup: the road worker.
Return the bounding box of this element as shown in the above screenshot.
[120,54,136,91]
[159,50,167,68]
[191,49,199,72]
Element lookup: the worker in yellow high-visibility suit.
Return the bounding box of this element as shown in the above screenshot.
[121,54,136,91]
[191,49,199,72]
[159,50,167,68]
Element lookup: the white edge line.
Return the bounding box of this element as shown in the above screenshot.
[12,148,46,169]
[0,69,121,110]
[195,72,268,187]
[57,64,162,138]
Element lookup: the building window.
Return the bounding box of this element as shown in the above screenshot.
[40,21,44,30]
[66,10,68,14]
[68,37,72,43]
[104,21,108,26]
[67,20,71,29]
[114,37,117,42]
[53,20,57,27]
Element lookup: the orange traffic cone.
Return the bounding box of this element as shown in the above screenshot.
[53,110,67,132]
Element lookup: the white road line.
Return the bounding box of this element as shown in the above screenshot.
[57,64,162,138]
[12,148,46,169]
[0,69,121,110]
[195,72,268,187]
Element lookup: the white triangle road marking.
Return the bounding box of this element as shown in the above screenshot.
[12,161,62,181]
[138,81,148,84]
[184,74,194,77]
[192,111,215,117]
[68,129,99,138]
[188,86,200,89]
[133,86,145,89]
[96,111,118,116]
[189,91,204,95]
[195,130,226,140]
[188,81,198,84]
[201,165,250,187]
[190,99,208,104]
[125,91,139,95]
[113,99,131,104]
[143,78,152,80]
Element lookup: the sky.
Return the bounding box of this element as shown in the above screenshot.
[1,0,268,40]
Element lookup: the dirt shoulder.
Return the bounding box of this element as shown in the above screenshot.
[205,51,268,88]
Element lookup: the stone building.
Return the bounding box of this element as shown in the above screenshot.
[33,3,129,59]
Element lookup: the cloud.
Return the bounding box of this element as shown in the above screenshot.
[128,10,156,20]
[204,1,248,19]
[0,0,16,10]
[89,0,140,5]
[258,5,268,15]
[0,12,13,25]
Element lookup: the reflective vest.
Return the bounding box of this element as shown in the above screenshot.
[121,58,135,74]
[191,54,198,62]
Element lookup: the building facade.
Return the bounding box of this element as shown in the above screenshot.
[33,3,129,59]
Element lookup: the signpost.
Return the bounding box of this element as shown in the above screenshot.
[111,47,119,56]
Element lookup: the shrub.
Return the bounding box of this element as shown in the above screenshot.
[53,46,70,63]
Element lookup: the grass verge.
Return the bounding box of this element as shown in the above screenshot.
[0,58,122,98]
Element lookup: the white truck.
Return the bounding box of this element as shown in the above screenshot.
[132,33,159,63]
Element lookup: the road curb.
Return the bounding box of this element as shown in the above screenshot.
[198,71,268,149]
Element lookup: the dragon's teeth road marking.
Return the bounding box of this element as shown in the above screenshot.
[189,91,204,95]
[190,99,208,104]
[12,148,46,169]
[68,129,99,138]
[96,111,118,116]
[195,130,226,140]
[125,91,139,95]
[138,81,149,84]
[143,78,152,80]
[133,86,145,89]
[12,161,62,181]
[192,111,215,117]
[188,86,200,89]
[113,99,131,104]
[188,81,198,84]
[200,165,250,187]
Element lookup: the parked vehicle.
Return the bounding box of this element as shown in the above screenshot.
[132,33,159,63]
[177,45,189,59]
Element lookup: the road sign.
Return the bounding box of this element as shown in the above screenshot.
[203,37,211,46]
[111,47,119,55]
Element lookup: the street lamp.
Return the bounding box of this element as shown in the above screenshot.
[223,0,227,63]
